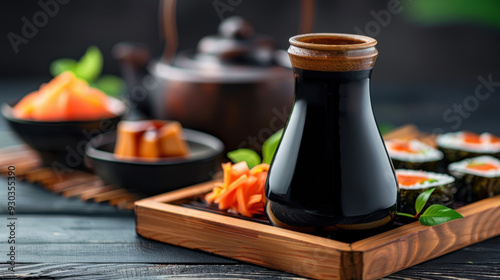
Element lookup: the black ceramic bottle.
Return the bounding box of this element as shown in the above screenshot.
[265,33,399,232]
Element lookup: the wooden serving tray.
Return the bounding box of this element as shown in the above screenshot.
[135,181,500,280]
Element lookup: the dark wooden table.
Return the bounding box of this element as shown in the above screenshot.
[1,79,499,279]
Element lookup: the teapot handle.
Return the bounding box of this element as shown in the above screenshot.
[299,0,315,34]
[159,0,314,64]
[159,0,177,64]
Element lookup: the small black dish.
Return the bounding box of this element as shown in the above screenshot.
[1,99,126,169]
[85,129,224,195]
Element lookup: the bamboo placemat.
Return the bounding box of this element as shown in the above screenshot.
[0,145,140,210]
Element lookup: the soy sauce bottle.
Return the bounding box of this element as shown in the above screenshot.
[265,33,399,232]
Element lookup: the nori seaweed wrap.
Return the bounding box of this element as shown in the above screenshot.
[437,132,500,163]
[396,169,455,215]
[448,156,500,203]
[385,139,443,172]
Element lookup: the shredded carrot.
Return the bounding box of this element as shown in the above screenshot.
[204,162,269,217]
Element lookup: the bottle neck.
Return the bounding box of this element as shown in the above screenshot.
[292,68,373,108]
[293,68,372,80]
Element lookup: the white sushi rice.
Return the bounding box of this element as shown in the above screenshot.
[385,139,443,162]
[448,156,500,178]
[396,169,455,190]
[436,132,500,153]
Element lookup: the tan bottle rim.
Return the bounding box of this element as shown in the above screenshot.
[288,33,378,72]
[289,33,377,51]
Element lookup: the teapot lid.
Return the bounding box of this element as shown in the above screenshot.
[193,16,275,66]
[153,16,290,82]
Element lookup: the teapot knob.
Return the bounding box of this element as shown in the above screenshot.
[218,16,255,39]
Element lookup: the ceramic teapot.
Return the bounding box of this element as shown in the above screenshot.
[114,0,314,151]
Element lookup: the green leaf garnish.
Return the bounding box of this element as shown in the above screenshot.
[50,58,78,77]
[49,46,126,97]
[227,148,261,169]
[378,123,395,135]
[91,75,126,97]
[419,204,463,226]
[74,46,103,83]
[397,187,463,226]
[415,188,435,216]
[226,128,282,169]
[262,129,283,164]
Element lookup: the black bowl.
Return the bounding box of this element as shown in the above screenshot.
[85,129,224,195]
[1,99,126,169]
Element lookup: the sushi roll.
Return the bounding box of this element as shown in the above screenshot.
[436,131,500,163]
[448,156,500,203]
[385,139,444,172]
[396,169,455,214]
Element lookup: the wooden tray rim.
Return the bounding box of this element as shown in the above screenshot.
[135,180,500,279]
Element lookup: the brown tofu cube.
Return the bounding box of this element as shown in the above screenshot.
[158,122,189,157]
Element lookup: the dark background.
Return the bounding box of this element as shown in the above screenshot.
[1,0,500,133]
[0,3,499,279]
